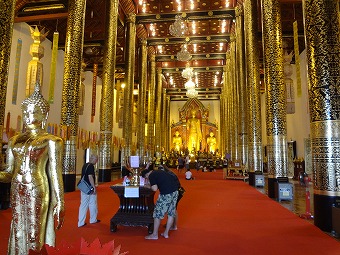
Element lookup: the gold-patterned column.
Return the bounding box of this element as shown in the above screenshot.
[60,0,86,192]
[165,94,171,152]
[262,0,288,198]
[303,0,340,232]
[122,13,136,162]
[155,67,162,155]
[0,1,15,166]
[225,52,232,156]
[98,0,118,182]
[235,4,248,167]
[244,0,263,185]
[147,54,156,159]
[137,38,148,164]
[161,89,167,151]
[230,36,239,161]
[220,79,226,157]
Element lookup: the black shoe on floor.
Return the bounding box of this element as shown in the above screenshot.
[91,220,101,224]
[79,223,87,227]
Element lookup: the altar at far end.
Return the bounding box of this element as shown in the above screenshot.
[171,98,218,154]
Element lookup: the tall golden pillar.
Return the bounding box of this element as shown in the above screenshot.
[230,36,239,161]
[304,0,340,231]
[155,68,163,155]
[244,0,263,185]
[147,54,156,159]
[220,74,226,157]
[165,94,171,152]
[137,39,148,164]
[235,5,248,166]
[262,0,288,198]
[98,0,118,182]
[60,0,86,192]
[0,1,15,165]
[225,52,232,156]
[161,89,168,151]
[122,13,136,162]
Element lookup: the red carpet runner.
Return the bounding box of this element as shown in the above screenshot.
[1,170,340,254]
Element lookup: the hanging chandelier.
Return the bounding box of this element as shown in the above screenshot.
[169,14,188,37]
[186,88,198,98]
[182,64,194,79]
[184,79,198,98]
[177,43,192,62]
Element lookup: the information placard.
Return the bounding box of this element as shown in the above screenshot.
[130,156,139,168]
[124,187,139,198]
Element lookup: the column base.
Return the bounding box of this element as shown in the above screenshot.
[63,173,76,192]
[98,169,112,182]
[248,172,255,186]
[268,177,276,198]
[314,194,339,232]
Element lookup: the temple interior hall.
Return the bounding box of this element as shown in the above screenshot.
[0,0,339,251]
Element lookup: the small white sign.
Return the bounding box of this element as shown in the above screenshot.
[130,156,140,168]
[124,186,139,198]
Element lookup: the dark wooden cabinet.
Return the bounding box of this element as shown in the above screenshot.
[110,185,155,233]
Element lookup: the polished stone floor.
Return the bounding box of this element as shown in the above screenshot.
[255,176,314,220]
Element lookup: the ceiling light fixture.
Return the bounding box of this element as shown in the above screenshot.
[177,43,192,61]
[169,14,188,37]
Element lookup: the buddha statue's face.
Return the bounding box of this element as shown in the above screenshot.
[191,110,196,117]
[175,131,179,136]
[22,104,48,128]
[210,132,214,137]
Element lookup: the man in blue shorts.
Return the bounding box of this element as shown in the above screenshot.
[142,167,179,240]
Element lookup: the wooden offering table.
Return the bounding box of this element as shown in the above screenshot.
[110,184,155,233]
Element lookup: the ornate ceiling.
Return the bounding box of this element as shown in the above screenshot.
[14,0,305,101]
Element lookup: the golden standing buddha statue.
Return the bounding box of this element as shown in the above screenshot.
[172,131,182,152]
[0,83,64,254]
[187,110,202,152]
[207,132,217,153]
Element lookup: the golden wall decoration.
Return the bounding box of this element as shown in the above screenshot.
[48,31,59,104]
[91,63,98,122]
[12,38,22,105]
[26,26,48,97]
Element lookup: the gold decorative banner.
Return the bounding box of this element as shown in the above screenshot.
[12,38,22,105]
[49,31,59,103]
[293,21,302,97]
[91,63,98,122]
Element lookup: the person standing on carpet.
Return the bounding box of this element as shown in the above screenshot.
[142,167,179,240]
[78,154,100,227]
[160,165,184,231]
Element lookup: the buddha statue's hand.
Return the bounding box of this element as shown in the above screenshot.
[53,203,65,230]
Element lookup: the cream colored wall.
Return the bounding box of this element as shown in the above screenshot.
[5,23,122,173]
[261,50,310,159]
